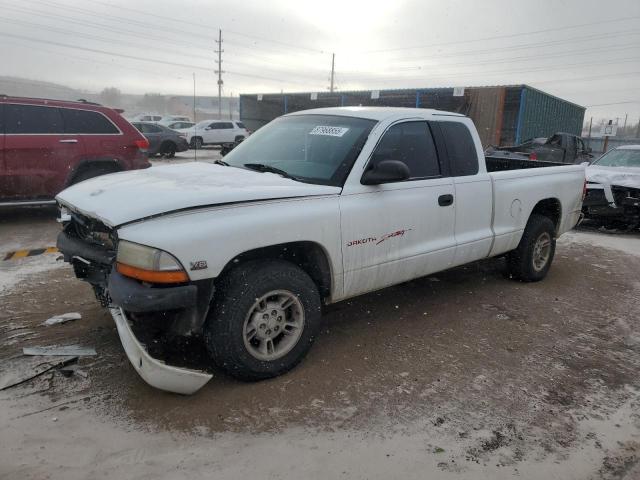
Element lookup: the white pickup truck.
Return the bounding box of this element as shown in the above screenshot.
[56,107,585,394]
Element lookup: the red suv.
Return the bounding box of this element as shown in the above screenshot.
[0,96,150,205]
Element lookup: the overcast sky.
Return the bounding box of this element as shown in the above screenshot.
[1,0,639,120]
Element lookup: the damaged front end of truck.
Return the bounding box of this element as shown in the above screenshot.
[56,208,214,394]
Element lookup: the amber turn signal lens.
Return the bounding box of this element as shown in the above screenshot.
[116,262,189,284]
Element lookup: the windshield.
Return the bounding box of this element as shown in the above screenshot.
[593,149,640,168]
[223,114,376,186]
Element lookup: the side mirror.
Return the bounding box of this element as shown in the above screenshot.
[204,127,211,131]
[361,160,410,185]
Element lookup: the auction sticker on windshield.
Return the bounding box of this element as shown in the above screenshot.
[309,126,350,137]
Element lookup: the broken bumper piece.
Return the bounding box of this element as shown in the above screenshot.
[109,307,212,395]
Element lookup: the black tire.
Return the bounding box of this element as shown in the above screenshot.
[507,214,556,282]
[204,259,322,381]
[71,166,116,185]
[191,137,203,150]
[234,135,245,143]
[161,141,176,158]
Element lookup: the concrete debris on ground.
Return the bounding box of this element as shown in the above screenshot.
[0,355,77,390]
[22,346,96,356]
[42,312,82,326]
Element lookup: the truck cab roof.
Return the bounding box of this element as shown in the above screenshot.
[285,106,465,122]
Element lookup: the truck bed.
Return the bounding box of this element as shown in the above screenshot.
[485,155,566,172]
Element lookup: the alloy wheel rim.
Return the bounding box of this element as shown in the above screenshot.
[242,290,305,361]
[532,232,552,272]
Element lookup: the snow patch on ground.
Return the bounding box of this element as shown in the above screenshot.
[560,230,640,257]
[0,254,64,295]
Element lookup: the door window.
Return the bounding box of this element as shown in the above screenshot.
[439,121,479,176]
[210,122,234,129]
[61,109,119,134]
[370,121,440,179]
[140,123,163,134]
[5,104,64,134]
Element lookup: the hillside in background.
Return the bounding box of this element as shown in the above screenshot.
[0,76,239,120]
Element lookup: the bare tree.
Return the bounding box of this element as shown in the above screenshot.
[140,93,166,114]
[99,87,122,108]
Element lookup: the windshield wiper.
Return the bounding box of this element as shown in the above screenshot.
[243,163,299,181]
[214,159,229,166]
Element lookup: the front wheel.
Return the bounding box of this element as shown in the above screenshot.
[204,260,322,381]
[191,137,203,150]
[507,214,556,282]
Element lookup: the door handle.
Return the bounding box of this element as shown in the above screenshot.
[438,194,454,207]
[59,139,78,143]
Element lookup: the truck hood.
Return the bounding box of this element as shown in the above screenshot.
[56,162,341,227]
[586,165,640,189]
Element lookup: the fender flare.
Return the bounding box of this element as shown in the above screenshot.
[65,158,124,187]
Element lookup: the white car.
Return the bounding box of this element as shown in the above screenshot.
[583,145,640,227]
[56,107,585,394]
[162,121,195,130]
[160,115,192,123]
[128,113,163,122]
[178,120,249,149]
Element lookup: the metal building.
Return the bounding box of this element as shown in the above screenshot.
[239,85,585,147]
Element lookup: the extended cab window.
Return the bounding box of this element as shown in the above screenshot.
[61,109,119,134]
[440,121,479,176]
[370,121,440,179]
[5,104,64,134]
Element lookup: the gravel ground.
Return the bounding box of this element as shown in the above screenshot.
[1,206,640,479]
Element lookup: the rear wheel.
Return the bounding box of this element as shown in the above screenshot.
[507,214,556,282]
[71,165,117,185]
[160,141,176,158]
[204,259,322,381]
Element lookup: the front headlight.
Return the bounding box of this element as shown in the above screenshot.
[116,240,188,284]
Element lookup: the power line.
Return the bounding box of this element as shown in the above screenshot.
[382,30,640,65]
[84,0,325,54]
[586,100,640,107]
[4,4,328,73]
[339,56,640,83]
[0,16,214,62]
[2,4,213,52]
[533,71,640,85]
[0,31,321,87]
[386,42,640,71]
[21,0,325,58]
[360,15,640,54]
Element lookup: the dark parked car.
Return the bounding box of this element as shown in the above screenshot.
[131,122,189,158]
[486,132,593,164]
[0,96,151,205]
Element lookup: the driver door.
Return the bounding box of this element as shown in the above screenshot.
[339,121,456,298]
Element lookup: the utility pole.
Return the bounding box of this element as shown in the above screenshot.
[587,116,592,148]
[329,53,335,93]
[214,29,224,118]
[193,73,197,161]
[623,113,628,138]
[192,73,196,122]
